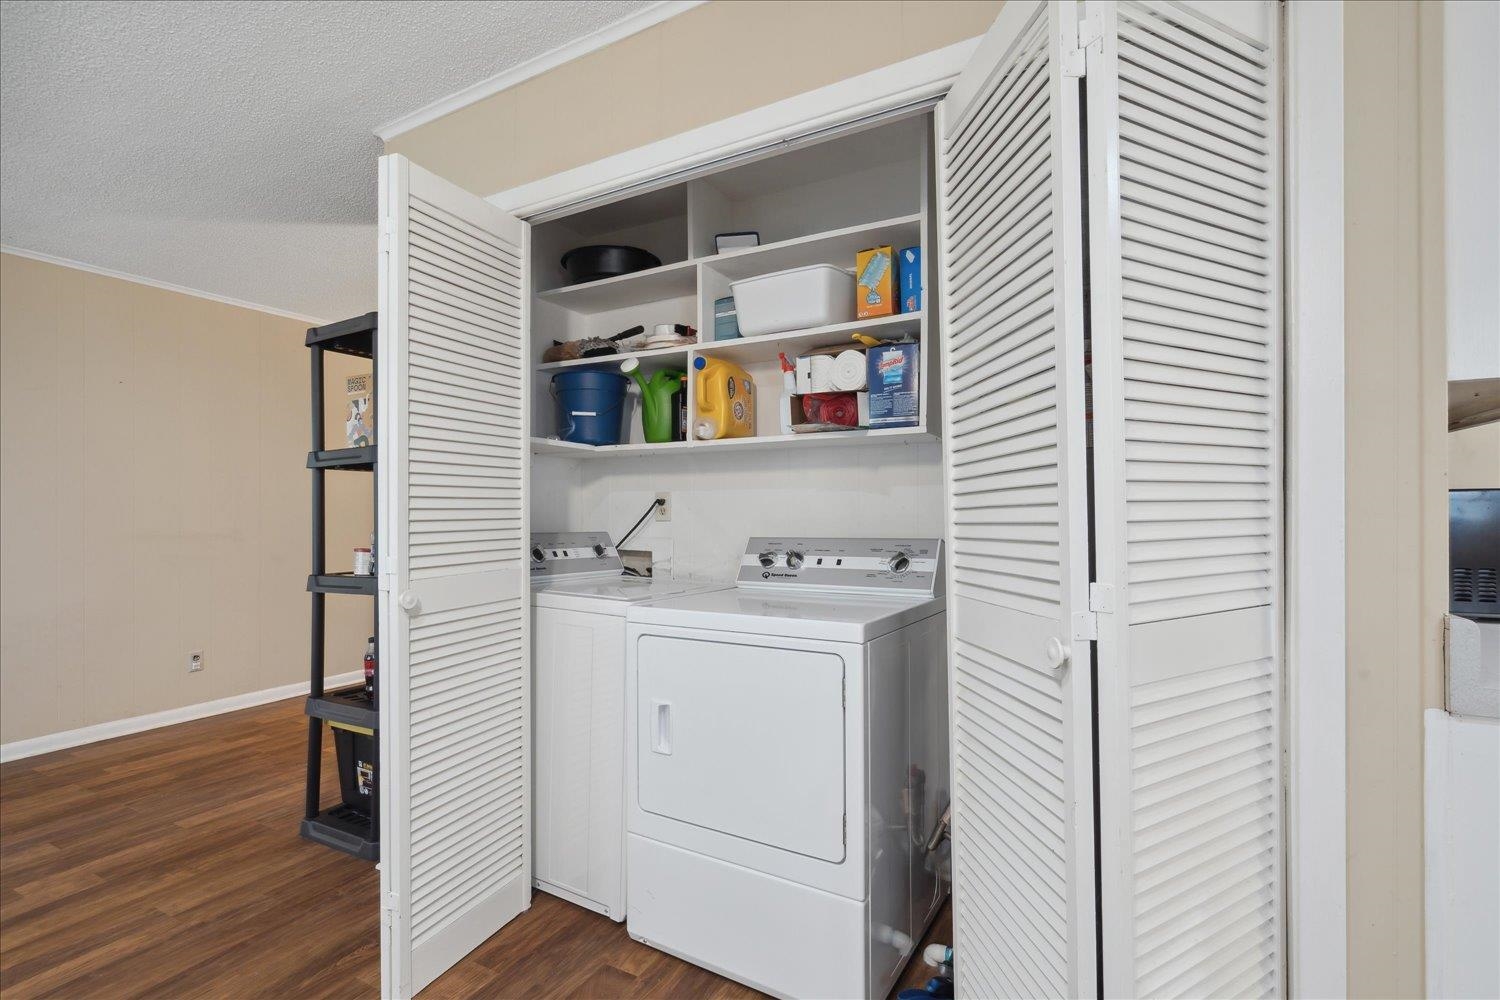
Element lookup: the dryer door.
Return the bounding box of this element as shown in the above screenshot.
[635,633,846,863]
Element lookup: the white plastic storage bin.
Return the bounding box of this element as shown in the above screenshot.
[729,264,854,337]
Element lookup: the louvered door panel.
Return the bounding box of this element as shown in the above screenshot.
[379,154,531,999]
[406,199,524,582]
[1086,3,1284,996]
[938,3,1096,996]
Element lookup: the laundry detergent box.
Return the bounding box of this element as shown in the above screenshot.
[898,246,921,313]
[866,342,920,429]
[855,245,895,318]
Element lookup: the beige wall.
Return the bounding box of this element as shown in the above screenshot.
[1344,2,1449,995]
[1450,422,1500,489]
[385,0,1003,196]
[0,253,371,746]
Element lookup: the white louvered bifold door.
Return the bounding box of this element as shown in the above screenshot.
[377,154,530,999]
[936,3,1097,996]
[1084,2,1285,997]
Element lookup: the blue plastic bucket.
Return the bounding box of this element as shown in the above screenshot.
[552,370,629,446]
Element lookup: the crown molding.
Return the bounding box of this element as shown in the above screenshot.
[0,245,329,326]
[375,0,706,143]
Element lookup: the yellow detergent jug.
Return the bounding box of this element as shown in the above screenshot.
[692,356,755,439]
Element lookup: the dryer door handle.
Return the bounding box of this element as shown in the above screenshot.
[651,700,672,755]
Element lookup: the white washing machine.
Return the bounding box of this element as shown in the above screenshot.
[529,531,729,921]
[624,537,949,999]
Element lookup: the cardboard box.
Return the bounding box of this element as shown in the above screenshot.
[866,343,920,429]
[855,245,895,318]
[898,246,921,313]
[713,295,741,340]
[345,373,374,447]
[785,392,869,433]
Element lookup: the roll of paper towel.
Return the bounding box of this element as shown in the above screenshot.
[808,354,835,392]
[831,349,868,391]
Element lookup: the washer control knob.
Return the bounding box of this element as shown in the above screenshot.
[593,543,607,558]
[758,551,778,569]
[530,546,546,563]
[888,552,911,574]
[786,550,805,569]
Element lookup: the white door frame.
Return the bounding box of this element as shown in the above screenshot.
[486,8,1348,994]
[1282,3,1347,997]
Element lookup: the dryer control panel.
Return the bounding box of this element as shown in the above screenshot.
[530,531,621,581]
[736,537,944,595]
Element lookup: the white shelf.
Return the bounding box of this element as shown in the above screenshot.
[688,427,936,453]
[536,342,693,375]
[702,215,923,281]
[697,312,922,367]
[530,426,935,458]
[536,259,697,314]
[531,438,692,458]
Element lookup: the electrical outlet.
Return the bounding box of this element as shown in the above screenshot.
[654,492,671,522]
[187,650,204,673]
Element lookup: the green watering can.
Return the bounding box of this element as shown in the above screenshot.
[620,357,686,443]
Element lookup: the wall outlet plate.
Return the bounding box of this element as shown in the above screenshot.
[188,650,204,673]
[655,492,671,521]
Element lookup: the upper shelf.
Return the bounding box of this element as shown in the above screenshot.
[702,215,922,281]
[533,311,922,378]
[537,259,697,314]
[535,342,692,376]
[306,312,376,357]
[698,312,922,367]
[531,215,923,316]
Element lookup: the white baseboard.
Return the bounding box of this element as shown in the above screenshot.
[0,671,364,764]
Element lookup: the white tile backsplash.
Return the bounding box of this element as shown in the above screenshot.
[531,444,946,581]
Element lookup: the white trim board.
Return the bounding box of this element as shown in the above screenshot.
[374,1,706,142]
[486,38,979,220]
[1284,2,1348,996]
[1424,708,1500,1000]
[0,244,329,326]
[0,671,362,764]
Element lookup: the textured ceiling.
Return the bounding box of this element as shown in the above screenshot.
[0,0,654,321]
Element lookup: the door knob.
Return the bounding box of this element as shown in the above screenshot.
[398,591,420,614]
[1044,636,1070,669]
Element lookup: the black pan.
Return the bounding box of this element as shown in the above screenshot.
[560,245,661,284]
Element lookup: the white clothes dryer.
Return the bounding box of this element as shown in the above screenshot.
[529,531,728,921]
[624,537,949,999]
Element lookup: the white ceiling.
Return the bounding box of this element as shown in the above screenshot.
[0,0,656,322]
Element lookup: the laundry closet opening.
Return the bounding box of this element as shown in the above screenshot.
[525,111,947,580]
[516,110,952,1000]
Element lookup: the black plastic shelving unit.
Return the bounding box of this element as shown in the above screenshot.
[300,311,380,862]
[308,573,379,596]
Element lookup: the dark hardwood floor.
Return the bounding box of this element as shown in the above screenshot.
[1,698,949,999]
